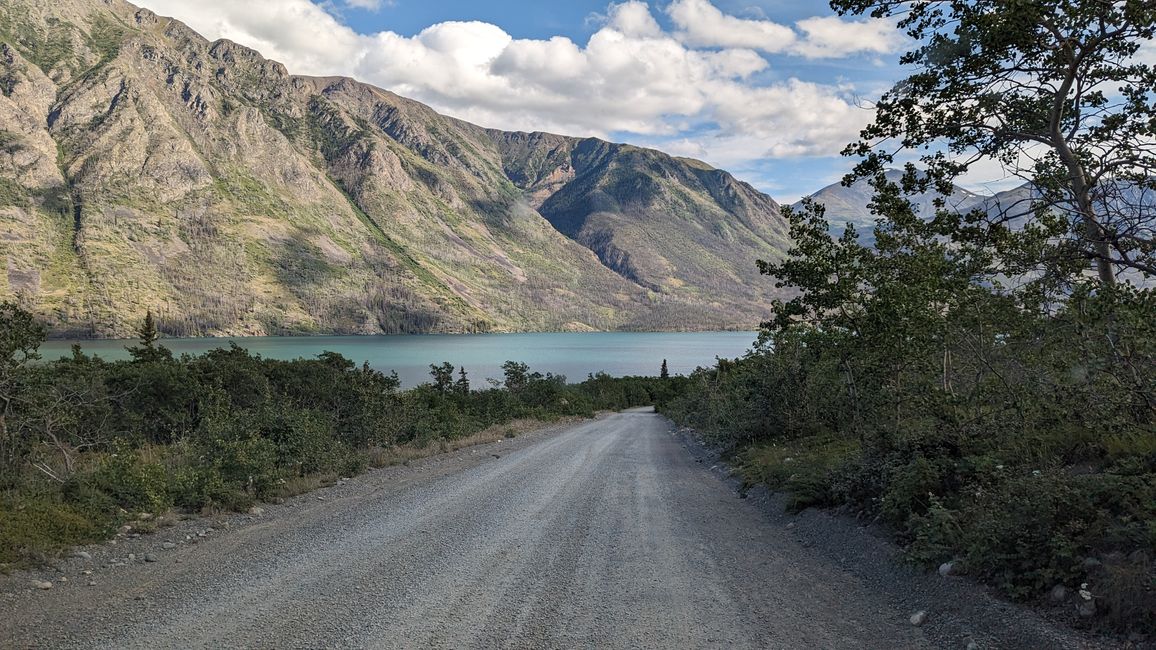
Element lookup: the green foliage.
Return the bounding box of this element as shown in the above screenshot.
[679,11,1156,628]
[429,361,454,395]
[501,360,530,393]
[0,301,46,469]
[0,495,104,567]
[86,448,170,513]
[834,0,1156,288]
[0,302,669,567]
[664,185,1155,633]
[737,437,858,512]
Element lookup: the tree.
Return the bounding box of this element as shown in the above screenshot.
[139,310,159,348]
[429,362,454,394]
[502,360,529,393]
[834,0,1156,289]
[455,366,470,396]
[0,302,45,467]
[660,359,670,379]
[127,310,172,363]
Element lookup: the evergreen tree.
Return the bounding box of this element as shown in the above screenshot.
[126,310,172,363]
[660,359,669,379]
[455,366,470,396]
[138,310,159,349]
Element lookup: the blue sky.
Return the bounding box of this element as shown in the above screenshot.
[138,0,914,201]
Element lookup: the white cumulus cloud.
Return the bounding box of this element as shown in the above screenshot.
[668,0,796,52]
[792,15,905,59]
[666,0,902,59]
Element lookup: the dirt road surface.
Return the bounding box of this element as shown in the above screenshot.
[0,409,1109,649]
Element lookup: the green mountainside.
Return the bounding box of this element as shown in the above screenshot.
[0,0,791,337]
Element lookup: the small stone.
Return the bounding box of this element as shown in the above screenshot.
[87,581,97,587]
[58,577,67,583]
[1078,599,1097,618]
[786,522,796,529]
[138,513,153,521]
[72,551,92,561]
[33,580,53,590]
[161,542,177,550]
[1048,584,1067,603]
[910,610,928,626]
[247,507,264,516]
[317,496,325,501]
[965,641,979,650]
[144,554,158,563]
[127,554,136,561]
[938,561,957,577]
[81,570,92,576]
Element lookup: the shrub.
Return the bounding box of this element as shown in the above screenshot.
[0,496,103,566]
[86,449,171,513]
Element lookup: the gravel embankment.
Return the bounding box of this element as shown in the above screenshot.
[0,409,1120,649]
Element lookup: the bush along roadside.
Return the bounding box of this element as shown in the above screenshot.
[0,304,685,570]
[660,282,1155,636]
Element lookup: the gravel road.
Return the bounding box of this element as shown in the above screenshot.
[0,409,1114,649]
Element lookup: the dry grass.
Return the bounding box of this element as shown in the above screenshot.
[269,473,340,500]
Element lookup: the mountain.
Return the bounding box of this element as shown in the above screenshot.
[794,170,987,245]
[0,0,791,337]
[794,170,1141,243]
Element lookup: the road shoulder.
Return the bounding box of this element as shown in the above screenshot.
[668,419,1122,650]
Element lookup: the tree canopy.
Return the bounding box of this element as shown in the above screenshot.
[835,0,1156,290]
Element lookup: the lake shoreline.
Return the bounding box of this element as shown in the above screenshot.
[38,331,759,389]
[43,328,760,342]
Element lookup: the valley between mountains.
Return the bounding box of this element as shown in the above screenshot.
[0,0,793,337]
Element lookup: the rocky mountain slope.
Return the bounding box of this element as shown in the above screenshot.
[0,0,791,337]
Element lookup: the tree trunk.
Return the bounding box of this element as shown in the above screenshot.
[1050,89,1116,286]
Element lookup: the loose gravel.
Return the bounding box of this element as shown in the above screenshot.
[0,409,1119,649]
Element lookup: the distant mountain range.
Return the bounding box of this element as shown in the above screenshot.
[0,0,792,337]
[793,169,1042,246]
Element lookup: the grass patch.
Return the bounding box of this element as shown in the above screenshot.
[737,437,860,512]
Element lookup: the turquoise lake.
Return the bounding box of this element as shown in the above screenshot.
[40,332,758,388]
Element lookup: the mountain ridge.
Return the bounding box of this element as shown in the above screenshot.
[0,0,790,337]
